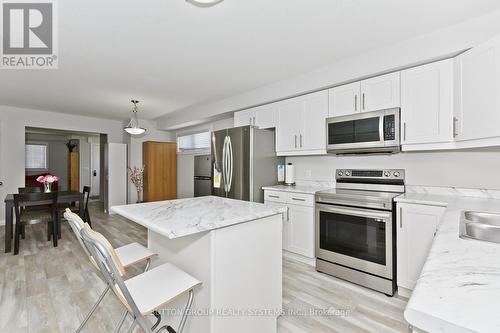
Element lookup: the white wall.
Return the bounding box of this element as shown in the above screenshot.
[287,148,500,190]
[126,119,174,203]
[176,117,234,198]
[157,9,500,129]
[25,133,70,191]
[0,105,125,223]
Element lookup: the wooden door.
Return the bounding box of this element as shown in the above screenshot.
[143,141,177,202]
[68,152,80,192]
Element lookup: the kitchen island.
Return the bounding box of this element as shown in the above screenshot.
[112,196,286,333]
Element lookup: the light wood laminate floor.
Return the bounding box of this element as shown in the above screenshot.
[0,202,408,333]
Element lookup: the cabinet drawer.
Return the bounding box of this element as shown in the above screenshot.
[264,190,287,203]
[286,193,314,207]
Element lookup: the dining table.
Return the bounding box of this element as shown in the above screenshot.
[4,190,84,253]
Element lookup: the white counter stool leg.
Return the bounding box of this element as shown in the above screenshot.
[64,209,157,333]
[80,227,201,333]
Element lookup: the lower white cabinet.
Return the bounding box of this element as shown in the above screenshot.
[264,190,315,258]
[396,202,445,295]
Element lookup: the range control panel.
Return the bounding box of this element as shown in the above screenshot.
[335,169,405,181]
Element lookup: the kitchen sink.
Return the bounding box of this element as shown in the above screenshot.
[460,211,500,244]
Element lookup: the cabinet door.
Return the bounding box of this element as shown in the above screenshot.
[328,82,361,117]
[276,99,301,153]
[234,109,254,127]
[287,204,315,258]
[360,72,400,112]
[254,103,278,129]
[456,34,500,141]
[397,203,445,291]
[299,90,329,151]
[401,59,454,144]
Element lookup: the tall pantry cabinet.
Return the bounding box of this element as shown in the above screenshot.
[142,141,177,202]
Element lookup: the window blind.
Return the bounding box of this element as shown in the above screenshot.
[177,131,211,151]
[25,144,48,169]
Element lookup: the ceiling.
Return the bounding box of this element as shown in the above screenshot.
[2,0,500,121]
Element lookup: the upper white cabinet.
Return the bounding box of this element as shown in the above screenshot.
[276,90,328,156]
[329,72,400,117]
[397,202,445,295]
[401,59,454,145]
[234,103,278,129]
[360,72,401,112]
[455,34,500,142]
[328,82,360,117]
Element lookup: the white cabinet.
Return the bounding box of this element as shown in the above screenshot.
[455,34,500,142]
[397,202,445,295]
[360,72,400,112]
[276,90,328,156]
[234,103,278,129]
[264,190,315,258]
[328,82,360,117]
[328,72,400,117]
[401,59,454,145]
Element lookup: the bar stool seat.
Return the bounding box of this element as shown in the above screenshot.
[115,242,157,268]
[118,262,201,315]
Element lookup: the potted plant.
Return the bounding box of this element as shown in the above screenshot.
[128,166,145,203]
[66,140,77,152]
[36,174,59,193]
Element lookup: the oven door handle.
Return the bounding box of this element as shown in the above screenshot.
[316,203,391,220]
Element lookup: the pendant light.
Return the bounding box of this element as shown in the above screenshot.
[124,100,147,135]
[186,0,224,7]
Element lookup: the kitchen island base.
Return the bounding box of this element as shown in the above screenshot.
[148,214,282,333]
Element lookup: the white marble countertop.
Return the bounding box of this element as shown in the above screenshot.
[399,193,500,333]
[262,184,332,195]
[111,196,287,239]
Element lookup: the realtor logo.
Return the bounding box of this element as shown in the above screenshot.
[1,0,58,69]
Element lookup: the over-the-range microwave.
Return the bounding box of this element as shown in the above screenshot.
[326,108,400,154]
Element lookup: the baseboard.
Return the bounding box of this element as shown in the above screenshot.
[283,250,316,267]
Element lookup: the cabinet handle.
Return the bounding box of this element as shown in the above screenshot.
[253,116,256,126]
[354,95,357,111]
[249,117,253,125]
[299,134,303,147]
[403,122,407,141]
[268,195,280,199]
[286,206,289,221]
[294,135,297,148]
[362,93,365,110]
[399,206,403,228]
[291,197,306,202]
[453,117,458,137]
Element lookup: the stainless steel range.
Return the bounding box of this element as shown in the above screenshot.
[315,169,405,295]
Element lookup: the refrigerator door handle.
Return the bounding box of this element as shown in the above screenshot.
[227,136,234,192]
[222,136,228,192]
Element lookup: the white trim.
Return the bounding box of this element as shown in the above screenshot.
[282,250,316,267]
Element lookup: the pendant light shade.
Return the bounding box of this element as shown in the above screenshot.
[186,0,224,7]
[124,100,146,135]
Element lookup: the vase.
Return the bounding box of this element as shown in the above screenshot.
[136,190,142,203]
[44,181,52,193]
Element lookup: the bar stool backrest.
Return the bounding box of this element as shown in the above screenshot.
[80,227,152,332]
[65,209,125,275]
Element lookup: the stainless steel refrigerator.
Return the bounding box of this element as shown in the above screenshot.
[211,126,283,203]
[194,155,212,197]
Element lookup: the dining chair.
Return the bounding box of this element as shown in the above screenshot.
[80,225,201,333]
[64,209,158,333]
[13,192,58,255]
[18,187,50,239]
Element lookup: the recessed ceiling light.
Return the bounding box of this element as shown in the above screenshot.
[186,0,224,8]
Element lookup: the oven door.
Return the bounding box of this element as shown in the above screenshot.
[315,203,393,279]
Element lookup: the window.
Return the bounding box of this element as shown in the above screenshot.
[177,131,211,152]
[25,143,48,170]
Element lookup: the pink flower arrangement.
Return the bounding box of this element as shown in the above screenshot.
[128,166,145,203]
[36,174,59,184]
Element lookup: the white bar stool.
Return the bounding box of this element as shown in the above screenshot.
[80,225,201,333]
[64,209,157,332]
